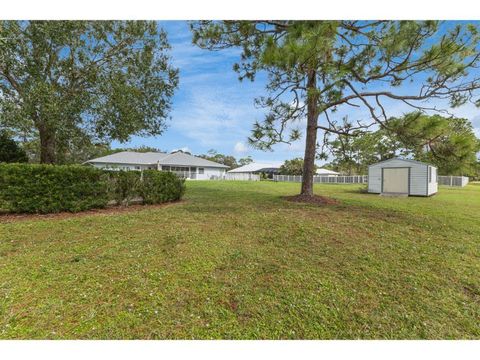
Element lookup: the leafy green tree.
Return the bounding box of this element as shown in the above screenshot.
[238,156,253,166]
[326,113,480,176]
[192,21,480,197]
[326,130,399,174]
[17,137,114,164]
[171,149,192,155]
[0,21,178,164]
[0,132,28,163]
[102,145,166,156]
[388,113,480,175]
[474,161,480,180]
[279,158,317,175]
[198,149,238,168]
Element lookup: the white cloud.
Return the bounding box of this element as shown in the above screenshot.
[234,141,248,154]
[170,79,265,148]
[471,115,480,137]
[161,21,267,150]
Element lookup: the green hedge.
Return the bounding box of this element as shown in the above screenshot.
[0,163,109,213]
[104,170,185,206]
[140,170,186,204]
[0,164,186,214]
[104,170,142,206]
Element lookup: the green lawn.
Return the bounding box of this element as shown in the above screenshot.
[1,181,479,339]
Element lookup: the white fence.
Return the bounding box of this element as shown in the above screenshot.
[167,171,261,181]
[438,176,469,187]
[274,175,368,184]
[274,174,469,187]
[225,173,260,181]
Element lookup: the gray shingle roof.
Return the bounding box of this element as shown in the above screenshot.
[86,151,168,165]
[159,152,229,168]
[86,151,229,168]
[227,162,283,173]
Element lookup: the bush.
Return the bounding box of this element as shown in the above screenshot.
[139,170,186,204]
[0,164,186,214]
[0,164,109,213]
[0,132,28,163]
[104,170,142,206]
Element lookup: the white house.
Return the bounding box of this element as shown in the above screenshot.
[316,168,340,176]
[86,151,229,180]
[368,158,438,196]
[227,162,283,180]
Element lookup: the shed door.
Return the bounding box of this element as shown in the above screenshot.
[383,168,409,194]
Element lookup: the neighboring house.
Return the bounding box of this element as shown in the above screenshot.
[86,151,229,180]
[227,162,283,180]
[368,158,438,196]
[316,168,340,176]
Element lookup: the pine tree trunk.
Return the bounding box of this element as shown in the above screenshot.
[38,123,56,164]
[300,70,319,197]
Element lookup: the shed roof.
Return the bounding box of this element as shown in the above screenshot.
[368,157,434,168]
[86,151,229,168]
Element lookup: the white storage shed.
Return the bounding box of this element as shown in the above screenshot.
[368,158,437,196]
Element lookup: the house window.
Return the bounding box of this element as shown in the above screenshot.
[429,167,432,182]
[199,168,204,174]
[171,166,189,172]
[135,166,141,170]
[163,166,170,171]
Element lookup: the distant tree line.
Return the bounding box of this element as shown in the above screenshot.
[322,113,480,177]
[279,158,317,176]
[0,131,260,170]
[198,149,253,169]
[0,132,168,164]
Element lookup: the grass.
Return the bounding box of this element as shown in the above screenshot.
[0,181,479,339]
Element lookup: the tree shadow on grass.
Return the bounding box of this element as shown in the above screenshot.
[183,182,418,227]
[335,186,369,195]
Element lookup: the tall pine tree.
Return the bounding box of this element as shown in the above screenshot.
[192,21,480,196]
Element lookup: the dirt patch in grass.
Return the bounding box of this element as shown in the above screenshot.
[283,194,340,206]
[0,200,185,223]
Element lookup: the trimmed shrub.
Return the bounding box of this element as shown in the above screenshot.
[0,164,186,214]
[0,164,109,213]
[139,170,186,204]
[104,170,142,206]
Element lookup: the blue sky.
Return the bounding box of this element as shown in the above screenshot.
[113,21,480,164]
